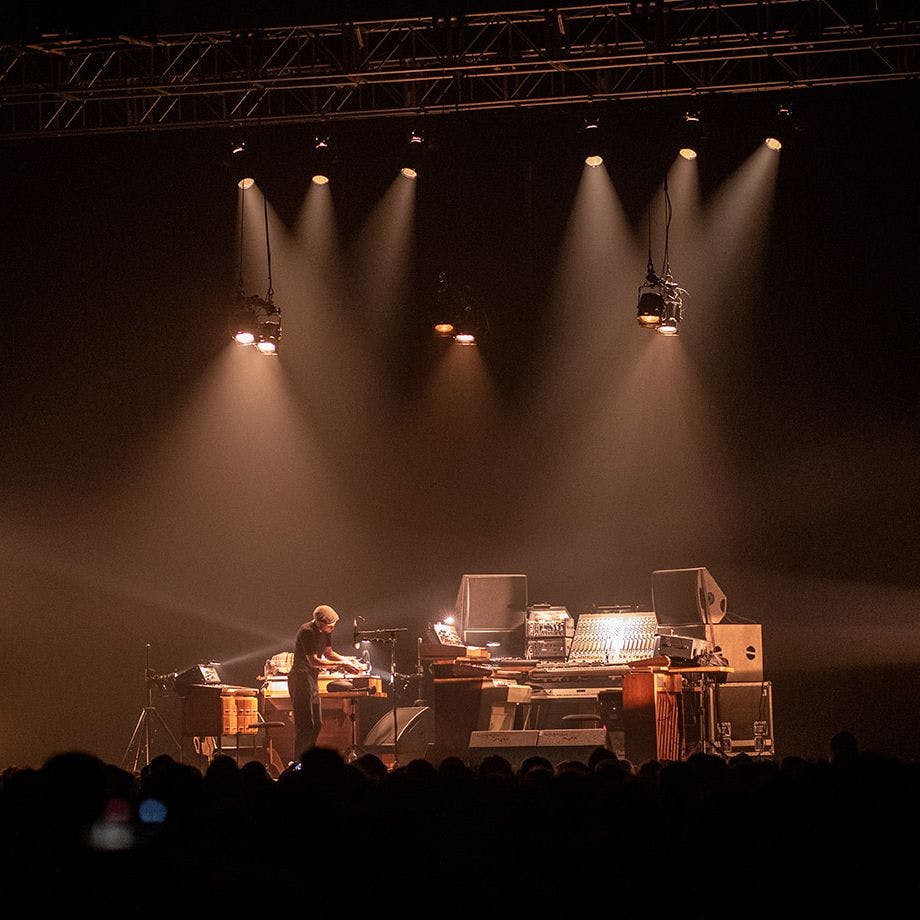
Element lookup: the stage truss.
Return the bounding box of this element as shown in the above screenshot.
[1,1,917,139]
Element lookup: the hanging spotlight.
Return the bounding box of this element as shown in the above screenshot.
[678,110,704,160]
[230,186,283,354]
[581,113,604,167]
[452,297,488,346]
[311,134,334,184]
[432,271,455,336]
[230,295,260,345]
[637,269,664,328]
[765,103,793,151]
[635,174,688,334]
[401,127,425,179]
[454,301,477,344]
[228,139,255,189]
[256,308,282,355]
[429,271,487,345]
[654,271,684,336]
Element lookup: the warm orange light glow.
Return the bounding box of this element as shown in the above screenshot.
[401,167,418,179]
[765,137,782,151]
[637,314,660,328]
[585,155,603,168]
[679,147,698,160]
[238,177,255,190]
[312,174,329,185]
[434,323,455,336]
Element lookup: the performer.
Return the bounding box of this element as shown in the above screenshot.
[288,604,363,760]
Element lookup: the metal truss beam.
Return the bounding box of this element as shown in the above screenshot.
[1,1,917,138]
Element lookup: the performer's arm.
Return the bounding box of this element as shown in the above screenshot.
[309,651,361,672]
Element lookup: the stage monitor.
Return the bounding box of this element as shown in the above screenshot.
[652,567,727,633]
[454,573,527,635]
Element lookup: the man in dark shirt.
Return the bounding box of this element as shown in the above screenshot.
[288,605,362,760]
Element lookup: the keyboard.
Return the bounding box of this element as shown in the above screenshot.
[528,661,632,681]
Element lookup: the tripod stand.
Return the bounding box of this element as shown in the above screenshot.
[354,624,407,768]
[121,643,182,773]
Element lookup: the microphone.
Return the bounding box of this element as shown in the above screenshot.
[353,618,359,650]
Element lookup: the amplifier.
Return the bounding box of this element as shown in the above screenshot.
[526,637,567,659]
[655,633,711,662]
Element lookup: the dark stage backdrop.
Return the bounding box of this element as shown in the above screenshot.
[1,83,918,769]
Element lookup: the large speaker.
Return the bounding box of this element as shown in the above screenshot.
[708,623,764,683]
[455,574,528,634]
[652,567,727,637]
[363,706,434,761]
[707,681,775,757]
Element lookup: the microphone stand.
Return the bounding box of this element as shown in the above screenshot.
[354,626,407,768]
[121,643,182,772]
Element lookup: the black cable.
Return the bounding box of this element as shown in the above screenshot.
[238,194,245,294]
[646,187,655,277]
[263,194,273,300]
[663,171,673,273]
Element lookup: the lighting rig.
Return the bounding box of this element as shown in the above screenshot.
[230,171,283,355]
[636,172,688,336]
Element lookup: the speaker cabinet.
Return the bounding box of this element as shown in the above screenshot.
[707,681,775,756]
[707,623,764,683]
[652,567,727,635]
[455,574,528,633]
[363,706,434,761]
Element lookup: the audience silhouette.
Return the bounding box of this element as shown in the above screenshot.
[2,732,915,913]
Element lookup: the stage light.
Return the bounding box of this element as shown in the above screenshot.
[431,271,455,336]
[256,313,282,354]
[401,127,425,178]
[581,113,605,167]
[637,288,664,327]
[453,302,485,345]
[765,103,793,151]
[656,314,680,336]
[228,139,256,189]
[230,190,283,354]
[311,134,334,184]
[635,173,688,334]
[429,271,488,345]
[677,110,705,160]
[231,300,259,345]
